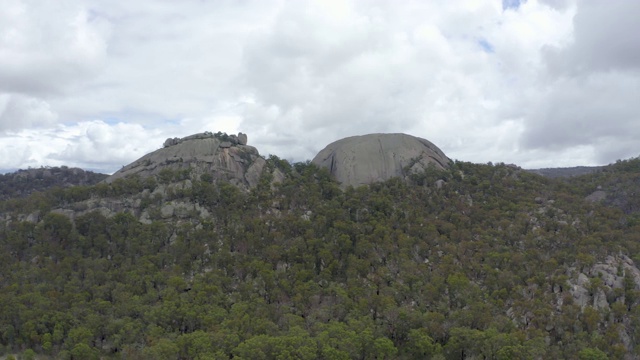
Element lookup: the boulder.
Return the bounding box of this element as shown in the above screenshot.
[238,132,248,145]
[312,133,450,188]
[164,137,180,147]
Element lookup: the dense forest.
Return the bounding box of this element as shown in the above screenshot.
[2,157,640,359]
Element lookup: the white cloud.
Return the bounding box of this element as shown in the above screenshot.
[0,94,57,131]
[1,0,639,173]
[0,0,110,96]
[544,1,640,75]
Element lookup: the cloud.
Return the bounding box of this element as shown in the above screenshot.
[517,0,640,164]
[522,73,640,150]
[0,0,110,96]
[239,1,509,161]
[0,120,160,173]
[0,94,57,131]
[544,1,640,75]
[1,0,639,173]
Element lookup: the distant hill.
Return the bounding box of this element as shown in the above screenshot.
[0,166,107,200]
[526,165,604,178]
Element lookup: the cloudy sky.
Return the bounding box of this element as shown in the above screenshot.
[1,0,639,173]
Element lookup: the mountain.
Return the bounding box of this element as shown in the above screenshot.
[2,132,640,359]
[312,133,450,188]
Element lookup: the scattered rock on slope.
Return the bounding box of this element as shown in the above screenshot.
[312,133,450,188]
[105,132,266,189]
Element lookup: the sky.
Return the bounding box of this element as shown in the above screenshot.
[1,0,639,174]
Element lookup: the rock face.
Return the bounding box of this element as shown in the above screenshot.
[106,132,266,189]
[312,133,450,188]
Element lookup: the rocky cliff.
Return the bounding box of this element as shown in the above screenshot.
[105,132,266,189]
[312,133,450,188]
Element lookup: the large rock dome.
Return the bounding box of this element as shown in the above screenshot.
[105,132,266,189]
[312,133,450,188]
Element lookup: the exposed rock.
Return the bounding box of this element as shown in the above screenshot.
[435,179,446,189]
[585,190,607,202]
[571,273,591,307]
[106,132,267,189]
[26,211,40,223]
[160,204,175,219]
[238,132,248,145]
[593,289,609,310]
[312,133,450,188]
[568,255,640,311]
[271,168,286,185]
[164,137,180,147]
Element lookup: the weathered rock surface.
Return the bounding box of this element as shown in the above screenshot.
[568,255,640,311]
[312,133,450,188]
[585,190,607,202]
[106,132,266,189]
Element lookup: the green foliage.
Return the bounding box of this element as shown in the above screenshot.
[0,166,106,201]
[578,347,609,360]
[19,349,36,360]
[2,159,640,358]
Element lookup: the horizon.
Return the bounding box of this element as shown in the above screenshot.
[1,0,639,173]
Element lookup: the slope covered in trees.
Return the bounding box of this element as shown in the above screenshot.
[0,167,107,201]
[1,158,640,359]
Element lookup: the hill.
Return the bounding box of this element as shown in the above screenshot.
[1,134,640,359]
[312,133,450,188]
[0,166,107,201]
[105,132,271,190]
[526,166,604,178]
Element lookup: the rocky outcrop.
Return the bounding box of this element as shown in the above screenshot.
[106,132,266,189]
[163,131,248,148]
[568,255,640,310]
[585,190,607,202]
[312,133,450,188]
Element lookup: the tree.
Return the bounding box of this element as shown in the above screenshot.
[578,348,609,360]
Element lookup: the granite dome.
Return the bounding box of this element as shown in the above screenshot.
[105,132,266,189]
[311,133,450,188]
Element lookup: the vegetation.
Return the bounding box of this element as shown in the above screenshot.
[1,158,640,359]
[0,166,107,201]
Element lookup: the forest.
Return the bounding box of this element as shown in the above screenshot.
[2,157,640,359]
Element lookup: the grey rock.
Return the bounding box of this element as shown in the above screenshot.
[271,168,286,185]
[164,137,180,147]
[585,190,607,202]
[435,179,446,189]
[26,211,40,223]
[593,289,609,310]
[567,256,640,314]
[105,133,268,190]
[312,133,450,188]
[160,204,175,218]
[238,132,248,145]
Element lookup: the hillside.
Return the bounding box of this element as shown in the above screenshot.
[0,166,107,201]
[2,152,640,359]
